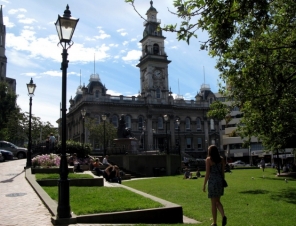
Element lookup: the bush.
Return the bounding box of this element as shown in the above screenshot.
[55,140,92,158]
[32,154,60,167]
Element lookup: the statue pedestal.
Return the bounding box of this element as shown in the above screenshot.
[113,138,138,154]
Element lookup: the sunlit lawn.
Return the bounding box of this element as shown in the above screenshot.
[122,168,296,226]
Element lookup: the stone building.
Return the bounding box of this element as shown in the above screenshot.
[65,1,219,158]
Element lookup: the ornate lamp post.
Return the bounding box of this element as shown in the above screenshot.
[164,115,169,154]
[26,78,36,168]
[176,119,181,155]
[55,5,79,219]
[81,109,86,145]
[102,115,107,156]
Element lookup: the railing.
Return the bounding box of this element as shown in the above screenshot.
[69,94,210,112]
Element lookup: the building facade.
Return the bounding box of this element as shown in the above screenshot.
[0,5,16,93]
[65,2,219,158]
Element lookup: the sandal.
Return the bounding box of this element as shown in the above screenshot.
[222,216,227,226]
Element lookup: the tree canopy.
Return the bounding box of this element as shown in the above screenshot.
[126,0,296,151]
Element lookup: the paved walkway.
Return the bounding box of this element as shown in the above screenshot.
[0,159,197,226]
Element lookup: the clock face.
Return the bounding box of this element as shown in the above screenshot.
[154,70,162,78]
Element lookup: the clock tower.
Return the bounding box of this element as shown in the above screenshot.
[137,1,171,103]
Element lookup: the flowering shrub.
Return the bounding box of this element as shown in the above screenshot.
[32,154,60,168]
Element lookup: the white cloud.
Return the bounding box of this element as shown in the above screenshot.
[122,41,128,46]
[109,43,118,47]
[17,14,25,19]
[94,30,110,40]
[19,18,37,24]
[8,8,27,14]
[3,16,14,27]
[122,50,141,61]
[21,72,37,77]
[117,28,125,32]
[117,28,128,36]
[170,46,178,49]
[130,38,137,42]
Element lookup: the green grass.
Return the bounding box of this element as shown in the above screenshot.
[35,173,93,180]
[122,168,296,226]
[42,186,163,215]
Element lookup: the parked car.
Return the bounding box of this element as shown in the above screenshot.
[0,152,4,162]
[0,149,14,161]
[0,141,28,159]
[229,160,246,168]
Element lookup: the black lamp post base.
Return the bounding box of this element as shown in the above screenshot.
[57,179,71,218]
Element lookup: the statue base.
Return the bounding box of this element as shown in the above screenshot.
[113,138,138,154]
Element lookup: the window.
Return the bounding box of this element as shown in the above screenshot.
[138,116,144,129]
[158,117,163,129]
[185,118,191,130]
[95,90,99,98]
[125,115,131,128]
[186,138,192,149]
[112,115,118,127]
[209,98,213,104]
[196,118,201,130]
[156,88,161,98]
[175,118,180,130]
[153,44,159,54]
[197,138,202,149]
[210,119,214,130]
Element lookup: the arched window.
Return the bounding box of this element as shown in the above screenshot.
[156,88,161,98]
[209,98,213,104]
[185,118,191,130]
[138,116,144,129]
[112,115,118,127]
[95,90,99,98]
[153,44,159,54]
[158,117,163,129]
[196,118,201,130]
[125,115,131,128]
[210,119,214,130]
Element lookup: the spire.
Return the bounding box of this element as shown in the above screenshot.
[0,5,3,25]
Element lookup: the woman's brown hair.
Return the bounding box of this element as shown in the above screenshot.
[208,145,222,164]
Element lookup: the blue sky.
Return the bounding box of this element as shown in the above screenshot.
[2,0,220,126]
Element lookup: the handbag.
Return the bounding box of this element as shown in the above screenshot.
[217,163,228,188]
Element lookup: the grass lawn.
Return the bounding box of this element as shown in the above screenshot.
[35,173,93,180]
[122,168,296,226]
[42,185,163,215]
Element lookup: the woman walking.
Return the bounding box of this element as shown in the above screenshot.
[203,145,227,226]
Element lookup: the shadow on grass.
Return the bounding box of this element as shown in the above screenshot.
[239,189,269,195]
[271,188,296,205]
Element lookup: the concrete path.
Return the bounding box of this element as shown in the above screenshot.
[0,159,198,225]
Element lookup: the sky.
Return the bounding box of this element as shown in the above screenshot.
[2,0,221,126]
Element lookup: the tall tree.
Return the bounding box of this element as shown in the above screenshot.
[126,0,296,151]
[85,117,117,149]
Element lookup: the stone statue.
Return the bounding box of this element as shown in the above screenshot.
[117,114,133,139]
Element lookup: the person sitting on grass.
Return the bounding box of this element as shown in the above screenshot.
[183,168,192,179]
[196,168,201,177]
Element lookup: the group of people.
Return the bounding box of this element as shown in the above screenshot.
[183,168,202,179]
[91,155,122,184]
[45,133,56,153]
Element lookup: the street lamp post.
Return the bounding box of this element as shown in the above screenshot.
[55,5,79,219]
[81,109,86,145]
[164,115,169,154]
[26,78,36,168]
[102,115,107,156]
[176,119,180,155]
[142,122,146,151]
